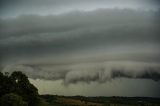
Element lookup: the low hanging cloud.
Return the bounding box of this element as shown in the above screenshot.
[2,61,160,85]
[0,9,160,85]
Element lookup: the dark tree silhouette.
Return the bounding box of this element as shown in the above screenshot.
[0,71,39,106]
[0,72,15,97]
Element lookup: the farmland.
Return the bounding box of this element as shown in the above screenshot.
[41,95,160,106]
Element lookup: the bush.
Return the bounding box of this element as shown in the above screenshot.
[0,93,28,106]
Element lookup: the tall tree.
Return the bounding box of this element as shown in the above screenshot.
[0,71,39,106]
[11,71,39,106]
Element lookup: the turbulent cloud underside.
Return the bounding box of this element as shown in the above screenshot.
[0,9,160,84]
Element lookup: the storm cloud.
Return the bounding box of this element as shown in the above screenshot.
[2,61,160,85]
[0,0,160,97]
[0,8,160,85]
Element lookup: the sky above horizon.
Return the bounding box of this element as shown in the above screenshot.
[0,0,160,97]
[0,0,160,18]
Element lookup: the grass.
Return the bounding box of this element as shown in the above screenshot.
[40,95,160,106]
[57,97,102,106]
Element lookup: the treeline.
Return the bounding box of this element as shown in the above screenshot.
[0,71,45,106]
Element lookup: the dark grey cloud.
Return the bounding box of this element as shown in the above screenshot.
[0,9,160,63]
[1,0,160,97]
[0,9,160,86]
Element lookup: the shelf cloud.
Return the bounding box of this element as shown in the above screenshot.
[1,9,160,85]
[0,0,160,97]
[2,62,160,85]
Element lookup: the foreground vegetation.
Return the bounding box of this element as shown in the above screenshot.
[0,71,48,106]
[0,71,160,106]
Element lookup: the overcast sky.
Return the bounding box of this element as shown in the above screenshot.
[0,0,160,18]
[0,0,160,97]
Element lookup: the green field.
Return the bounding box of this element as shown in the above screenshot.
[41,95,160,106]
